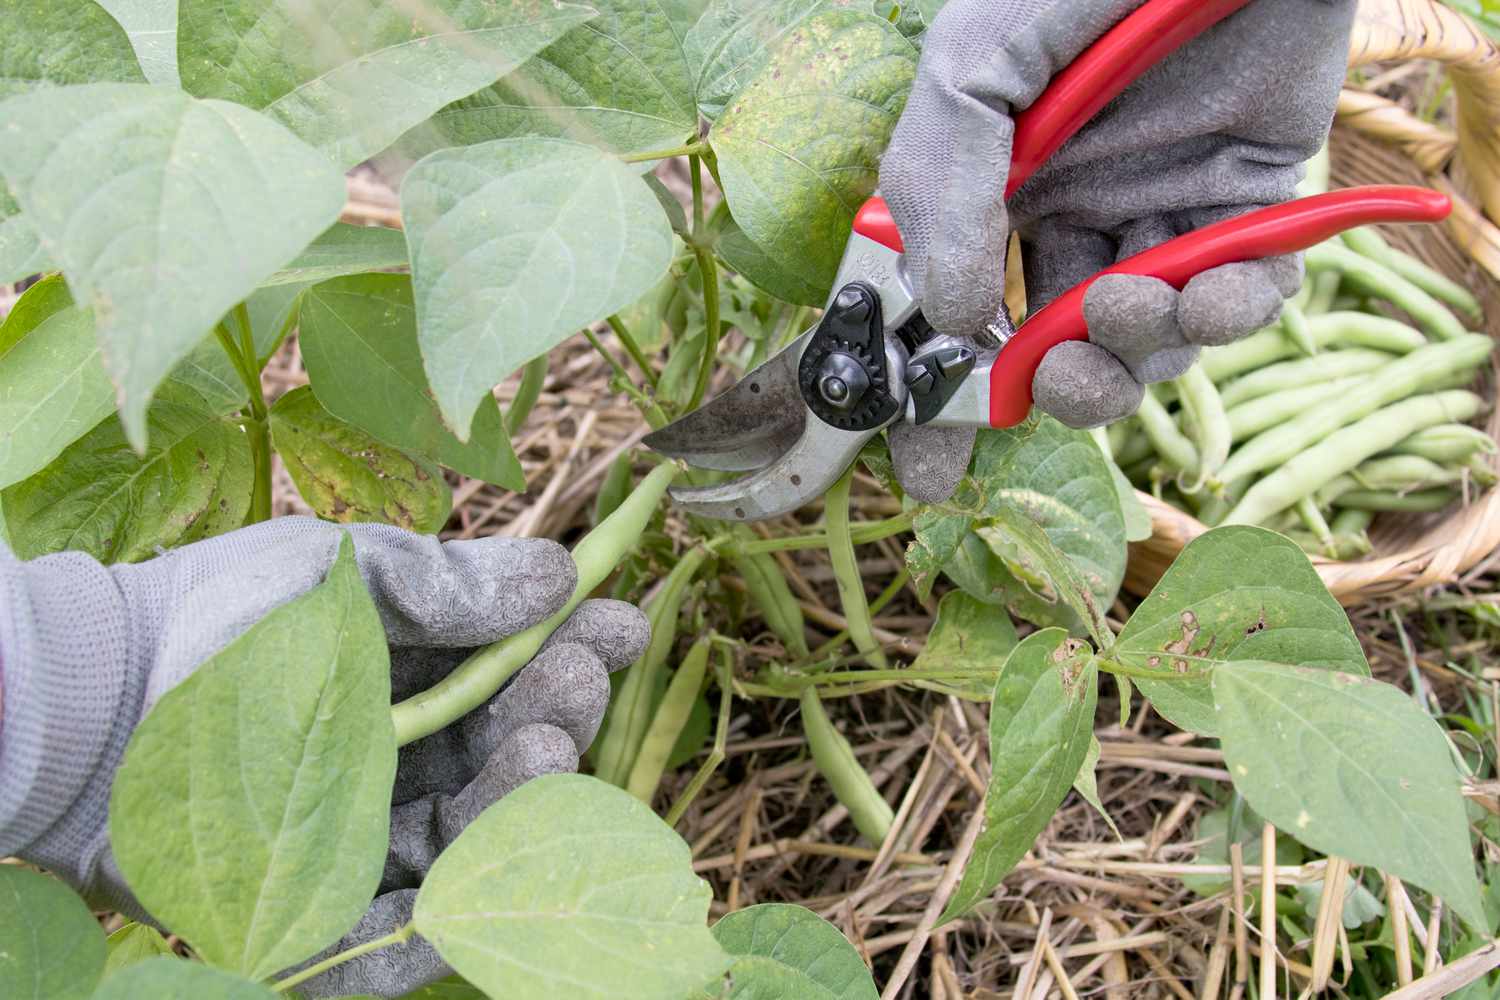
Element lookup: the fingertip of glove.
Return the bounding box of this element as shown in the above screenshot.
[1033,342,1144,429]
[544,599,650,672]
[1179,264,1285,346]
[889,423,975,505]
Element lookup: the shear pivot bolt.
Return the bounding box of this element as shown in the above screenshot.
[816,353,870,413]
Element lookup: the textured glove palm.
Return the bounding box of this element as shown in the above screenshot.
[880,0,1356,502]
[0,518,648,998]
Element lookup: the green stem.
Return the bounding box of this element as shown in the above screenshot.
[809,568,909,664]
[585,329,670,429]
[621,141,710,165]
[725,513,916,557]
[214,317,272,524]
[685,154,720,413]
[665,646,733,827]
[234,302,259,375]
[691,152,705,233]
[607,314,658,389]
[246,419,273,524]
[272,923,416,992]
[506,355,548,436]
[1092,654,1213,683]
[826,465,888,669]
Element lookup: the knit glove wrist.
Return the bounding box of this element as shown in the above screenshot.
[879,0,1355,502]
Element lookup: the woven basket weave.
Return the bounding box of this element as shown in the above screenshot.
[1123,0,1500,605]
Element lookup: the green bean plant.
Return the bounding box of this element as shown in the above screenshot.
[0,1,1493,998]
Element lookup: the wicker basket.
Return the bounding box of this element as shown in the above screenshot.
[1123,0,1500,605]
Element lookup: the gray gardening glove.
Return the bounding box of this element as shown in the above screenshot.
[0,518,649,998]
[881,0,1354,502]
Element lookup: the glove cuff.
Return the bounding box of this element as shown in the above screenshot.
[0,545,135,862]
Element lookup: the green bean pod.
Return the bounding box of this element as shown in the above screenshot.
[1306,242,1469,341]
[1136,388,1199,476]
[1341,227,1484,325]
[624,636,712,802]
[733,550,809,657]
[1384,423,1499,464]
[1201,313,1424,382]
[1279,303,1317,357]
[593,452,636,526]
[1333,487,1460,513]
[800,687,894,844]
[1330,507,1375,538]
[505,355,549,435]
[1172,364,1230,490]
[593,543,712,786]
[1112,418,1154,467]
[1304,270,1342,315]
[392,461,680,746]
[1217,349,1392,407]
[1294,496,1335,554]
[1215,334,1494,489]
[1225,390,1485,525]
[827,465,888,668]
[1224,377,1368,442]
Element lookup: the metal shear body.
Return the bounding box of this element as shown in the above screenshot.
[645,0,1453,521]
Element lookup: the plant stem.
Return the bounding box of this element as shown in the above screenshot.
[584,329,670,429]
[725,513,916,556]
[606,314,658,388]
[691,152,705,233]
[214,317,273,524]
[506,355,548,435]
[685,154,721,413]
[826,465,888,669]
[271,923,416,992]
[621,141,710,165]
[664,645,733,827]
[1092,653,1213,683]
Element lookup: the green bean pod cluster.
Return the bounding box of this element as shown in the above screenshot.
[1106,226,1495,560]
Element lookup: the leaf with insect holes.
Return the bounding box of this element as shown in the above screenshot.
[177,0,594,168]
[2,398,253,563]
[110,538,395,980]
[298,274,523,488]
[710,11,915,300]
[1214,662,1485,930]
[975,505,1114,647]
[413,0,703,161]
[707,904,879,1000]
[271,386,452,533]
[402,137,674,440]
[91,959,277,1000]
[0,83,345,450]
[0,866,105,1000]
[94,0,181,86]
[263,224,409,287]
[1115,526,1368,736]
[103,923,176,978]
[942,628,1097,923]
[910,590,1019,701]
[414,773,730,1000]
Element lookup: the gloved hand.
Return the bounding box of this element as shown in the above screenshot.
[881,0,1355,502]
[0,518,650,998]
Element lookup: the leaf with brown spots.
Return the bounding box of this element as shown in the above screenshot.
[941,628,1098,923]
[270,386,451,533]
[1214,662,1484,931]
[1115,526,1367,736]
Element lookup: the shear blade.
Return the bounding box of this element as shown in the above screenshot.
[664,421,876,522]
[643,331,812,472]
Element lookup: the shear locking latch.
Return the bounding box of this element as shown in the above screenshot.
[798,282,902,432]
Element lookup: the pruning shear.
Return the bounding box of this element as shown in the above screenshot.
[645,0,1453,521]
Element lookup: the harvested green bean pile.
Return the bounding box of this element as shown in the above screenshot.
[1101,224,1496,560]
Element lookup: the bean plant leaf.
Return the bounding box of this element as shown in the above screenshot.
[2,398,253,563]
[103,922,176,978]
[414,773,730,1000]
[94,0,181,86]
[416,0,703,160]
[91,958,277,1000]
[0,215,50,286]
[718,214,827,308]
[402,137,674,439]
[110,537,396,980]
[1116,526,1368,737]
[0,83,346,449]
[177,0,594,168]
[1073,736,1121,840]
[942,628,1098,923]
[709,904,879,1000]
[0,866,105,1000]
[0,0,146,100]
[710,11,915,299]
[298,274,524,487]
[271,386,452,533]
[685,0,844,121]
[263,224,409,287]
[909,590,1019,701]
[975,506,1114,647]
[400,979,489,999]
[1214,662,1486,930]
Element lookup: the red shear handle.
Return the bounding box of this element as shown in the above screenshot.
[987,186,1453,428]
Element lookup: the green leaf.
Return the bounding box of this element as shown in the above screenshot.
[110,537,396,979]
[942,628,1098,923]
[402,137,673,439]
[240,283,309,367]
[1072,736,1121,840]
[0,278,114,489]
[710,904,878,1000]
[0,0,146,99]
[718,213,827,307]
[909,590,1018,701]
[271,386,452,533]
[0,866,105,1000]
[103,922,175,977]
[397,978,489,999]
[0,212,50,285]
[413,773,730,1000]
[1214,662,1486,930]
[264,224,409,287]
[0,83,345,449]
[976,505,1114,647]
[710,11,915,299]
[1116,526,1368,736]
[416,0,703,159]
[685,0,845,121]
[2,398,253,563]
[178,0,594,168]
[92,958,277,1000]
[94,0,181,87]
[298,274,524,488]
[1106,458,1152,543]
